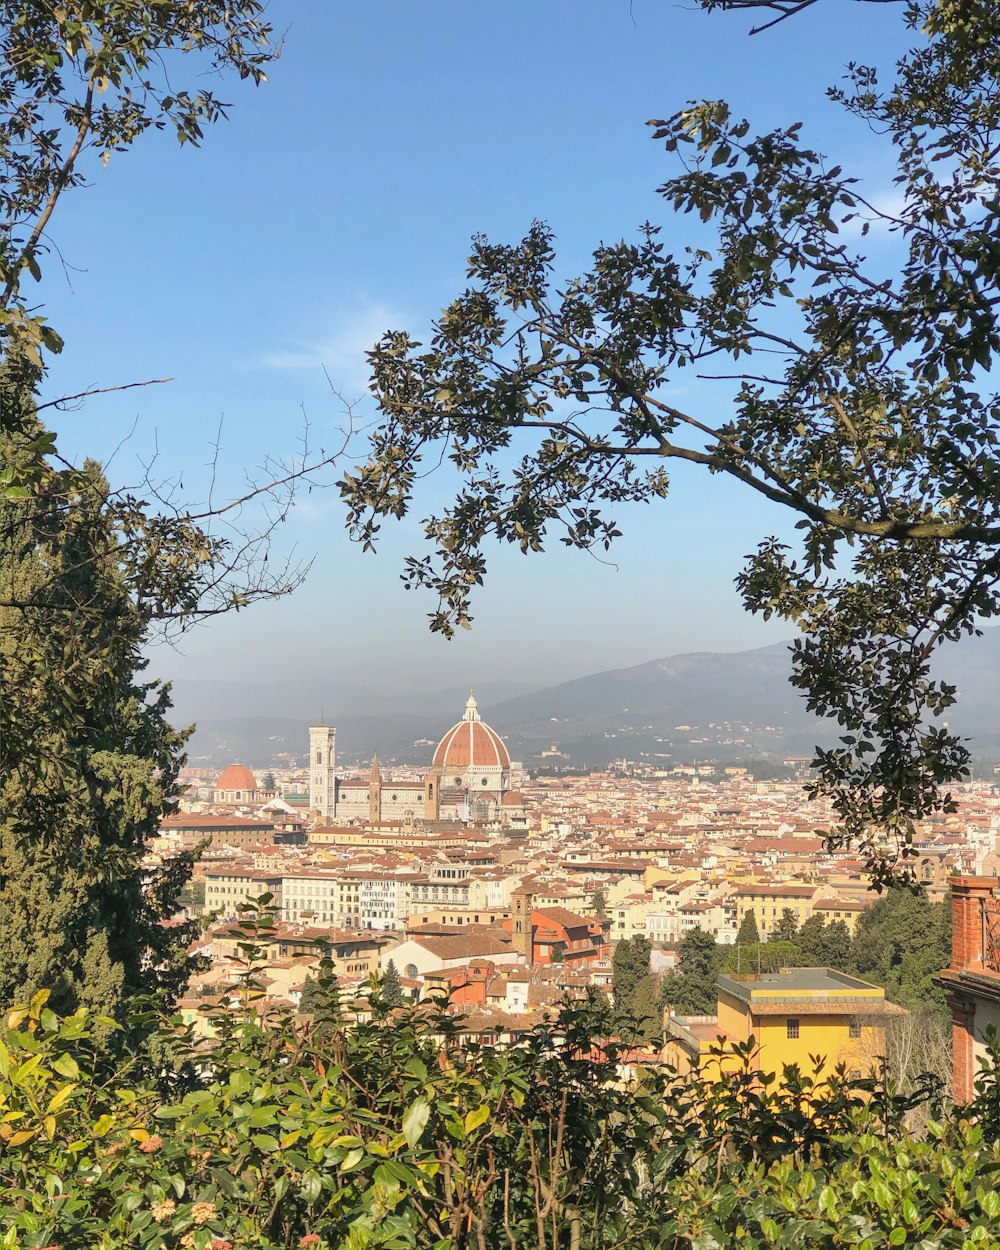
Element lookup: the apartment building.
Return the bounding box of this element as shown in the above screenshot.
[204,866,283,919]
[733,883,822,936]
[666,967,906,1080]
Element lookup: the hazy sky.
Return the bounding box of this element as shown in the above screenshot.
[40,1,911,696]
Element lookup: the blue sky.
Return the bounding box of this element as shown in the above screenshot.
[41,0,912,697]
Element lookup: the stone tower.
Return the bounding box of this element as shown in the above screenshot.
[368,755,382,825]
[423,773,439,821]
[511,886,534,964]
[309,725,337,820]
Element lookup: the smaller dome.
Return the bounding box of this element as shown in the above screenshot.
[501,791,525,807]
[215,764,258,792]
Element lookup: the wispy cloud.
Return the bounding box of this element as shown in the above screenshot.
[841,189,909,237]
[262,302,404,391]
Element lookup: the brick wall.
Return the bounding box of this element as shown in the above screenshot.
[946,877,1000,1102]
[949,876,995,969]
[952,999,977,1102]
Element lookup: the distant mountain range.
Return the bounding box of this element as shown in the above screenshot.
[170,629,1000,772]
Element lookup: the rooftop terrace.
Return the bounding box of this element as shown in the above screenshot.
[719,967,884,1004]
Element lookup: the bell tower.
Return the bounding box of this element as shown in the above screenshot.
[511,887,534,964]
[423,773,439,821]
[368,755,382,824]
[309,725,337,821]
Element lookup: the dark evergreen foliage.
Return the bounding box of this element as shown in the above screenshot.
[736,911,760,946]
[0,362,203,1028]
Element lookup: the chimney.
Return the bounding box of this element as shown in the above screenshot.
[950,876,997,969]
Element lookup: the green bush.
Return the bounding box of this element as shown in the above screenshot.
[2,978,1000,1250]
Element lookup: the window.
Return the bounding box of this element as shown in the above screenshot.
[849,1020,861,1039]
[786,1019,800,1040]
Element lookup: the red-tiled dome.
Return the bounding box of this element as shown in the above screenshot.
[215,764,258,792]
[501,790,525,807]
[433,694,510,770]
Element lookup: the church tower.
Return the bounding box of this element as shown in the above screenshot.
[309,725,337,821]
[511,886,534,964]
[368,755,382,825]
[422,773,439,821]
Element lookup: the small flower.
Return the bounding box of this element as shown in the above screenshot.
[151,1199,176,1221]
[211,1241,233,1250]
[299,1236,321,1248]
[191,1201,218,1226]
[180,1236,195,1249]
[139,1134,163,1154]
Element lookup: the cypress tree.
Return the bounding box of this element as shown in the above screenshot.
[612,935,652,1010]
[736,911,760,946]
[381,959,405,1008]
[0,363,201,1028]
[770,909,799,944]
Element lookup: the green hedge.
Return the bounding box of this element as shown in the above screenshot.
[1,980,999,1250]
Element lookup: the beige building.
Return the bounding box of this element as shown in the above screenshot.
[204,867,283,919]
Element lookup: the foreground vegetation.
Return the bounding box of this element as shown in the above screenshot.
[4,933,1000,1250]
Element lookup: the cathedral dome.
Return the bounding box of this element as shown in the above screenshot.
[215,764,258,793]
[433,694,510,770]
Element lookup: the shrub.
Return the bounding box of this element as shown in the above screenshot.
[2,982,1000,1250]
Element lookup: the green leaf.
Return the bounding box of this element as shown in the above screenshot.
[401,1097,430,1147]
[464,1104,490,1134]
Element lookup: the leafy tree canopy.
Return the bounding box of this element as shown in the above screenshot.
[0,2,305,626]
[342,0,1000,884]
[379,959,405,1010]
[848,886,951,1012]
[2,983,997,1250]
[797,915,852,969]
[662,926,722,1015]
[611,935,652,1011]
[723,941,801,976]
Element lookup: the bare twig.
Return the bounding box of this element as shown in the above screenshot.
[36,377,174,413]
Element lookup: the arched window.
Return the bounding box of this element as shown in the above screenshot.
[405,964,418,980]
[316,750,322,764]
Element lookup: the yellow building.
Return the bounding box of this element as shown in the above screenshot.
[734,883,820,936]
[812,897,870,934]
[665,967,906,1080]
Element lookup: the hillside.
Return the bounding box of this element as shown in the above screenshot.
[175,629,1000,770]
